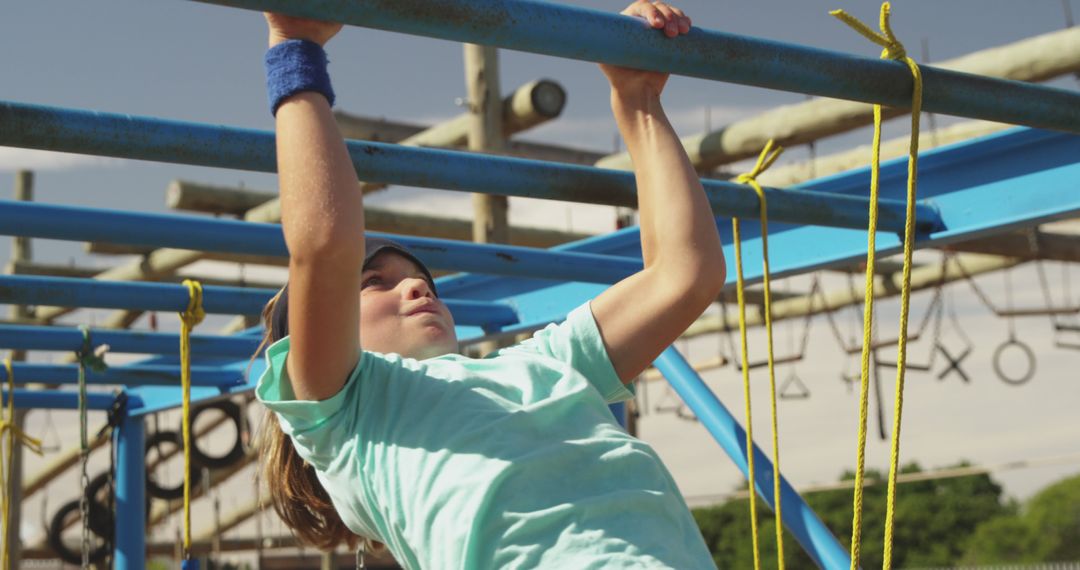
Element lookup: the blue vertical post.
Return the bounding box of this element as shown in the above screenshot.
[653,346,849,570]
[115,413,145,570]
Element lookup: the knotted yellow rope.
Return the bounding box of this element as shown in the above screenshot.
[733,139,786,569]
[179,280,206,562]
[830,4,923,569]
[1,358,44,569]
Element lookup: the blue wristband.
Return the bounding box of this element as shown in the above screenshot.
[264,39,335,116]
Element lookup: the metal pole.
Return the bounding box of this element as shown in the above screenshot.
[0,101,942,233]
[0,362,245,388]
[0,324,260,358]
[114,413,146,570]
[198,0,1080,133]
[653,346,850,570]
[0,389,118,411]
[0,274,519,328]
[0,200,646,284]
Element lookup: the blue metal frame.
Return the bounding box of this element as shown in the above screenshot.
[0,324,260,358]
[1,362,244,388]
[0,101,940,233]
[1,1,1076,568]
[200,0,1080,133]
[0,275,519,329]
[0,389,120,410]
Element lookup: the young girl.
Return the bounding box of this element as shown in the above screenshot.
[255,1,724,567]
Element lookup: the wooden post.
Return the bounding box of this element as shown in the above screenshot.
[4,170,33,565]
[465,43,509,245]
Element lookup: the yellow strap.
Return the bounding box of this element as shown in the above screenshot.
[733,140,786,570]
[830,4,923,569]
[1,358,44,570]
[178,280,206,560]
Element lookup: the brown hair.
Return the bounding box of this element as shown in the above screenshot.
[251,289,384,554]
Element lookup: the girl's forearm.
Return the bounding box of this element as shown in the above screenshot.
[276,92,365,266]
[611,89,723,284]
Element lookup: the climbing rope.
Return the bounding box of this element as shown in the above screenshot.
[179,279,206,569]
[830,3,923,568]
[1,358,44,569]
[76,326,108,569]
[732,139,786,569]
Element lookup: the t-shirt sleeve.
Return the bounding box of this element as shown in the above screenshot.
[255,337,363,470]
[519,301,637,403]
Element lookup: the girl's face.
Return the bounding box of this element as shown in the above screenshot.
[358,251,458,359]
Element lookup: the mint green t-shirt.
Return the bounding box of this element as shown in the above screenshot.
[256,302,716,569]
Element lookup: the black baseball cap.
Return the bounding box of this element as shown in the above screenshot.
[269,237,437,342]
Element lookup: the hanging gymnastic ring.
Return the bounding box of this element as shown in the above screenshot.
[187,400,247,470]
[145,429,204,500]
[46,499,110,566]
[992,338,1036,386]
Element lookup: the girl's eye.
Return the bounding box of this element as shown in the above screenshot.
[361,276,382,289]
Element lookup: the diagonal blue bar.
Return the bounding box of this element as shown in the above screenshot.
[1,362,244,388]
[0,101,940,233]
[198,0,1080,133]
[1,389,119,411]
[0,275,518,328]
[653,346,849,570]
[0,324,260,358]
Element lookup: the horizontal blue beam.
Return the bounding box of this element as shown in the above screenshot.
[0,275,519,328]
[0,362,243,387]
[200,0,1080,133]
[0,101,940,233]
[654,346,849,570]
[0,200,642,284]
[0,324,260,358]
[1,389,120,411]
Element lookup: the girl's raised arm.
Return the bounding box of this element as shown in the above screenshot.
[267,14,364,401]
[590,0,726,382]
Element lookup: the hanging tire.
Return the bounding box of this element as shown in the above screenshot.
[145,429,203,500]
[188,400,247,470]
[47,499,110,566]
[85,472,115,539]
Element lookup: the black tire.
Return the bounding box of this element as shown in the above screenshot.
[188,400,247,470]
[145,429,203,500]
[85,471,114,539]
[46,499,110,566]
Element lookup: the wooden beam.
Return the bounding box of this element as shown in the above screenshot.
[945,229,1080,263]
[757,120,1011,188]
[162,180,592,247]
[596,27,1080,172]
[684,254,1024,338]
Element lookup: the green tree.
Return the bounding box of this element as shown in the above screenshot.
[693,462,1012,568]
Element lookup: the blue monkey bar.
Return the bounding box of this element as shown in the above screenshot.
[654,347,849,570]
[201,0,1080,133]
[0,324,260,358]
[1,389,121,411]
[0,275,519,328]
[0,362,244,388]
[0,199,644,284]
[0,101,940,233]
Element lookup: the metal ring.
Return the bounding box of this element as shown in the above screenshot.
[188,400,247,470]
[992,338,1036,386]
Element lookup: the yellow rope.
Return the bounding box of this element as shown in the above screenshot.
[1,358,44,570]
[733,140,786,569]
[179,280,206,561]
[830,4,922,569]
